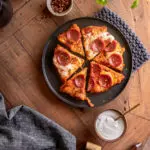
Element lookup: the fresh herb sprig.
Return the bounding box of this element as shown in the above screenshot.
[131,0,139,8]
[96,0,139,9]
[96,0,107,6]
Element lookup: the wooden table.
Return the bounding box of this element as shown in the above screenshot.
[0,0,150,149]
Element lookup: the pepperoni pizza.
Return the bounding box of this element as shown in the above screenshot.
[87,62,125,93]
[94,40,125,71]
[60,68,94,107]
[51,24,126,107]
[81,26,115,60]
[58,24,84,56]
[53,45,84,82]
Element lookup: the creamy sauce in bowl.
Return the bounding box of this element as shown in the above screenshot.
[95,110,126,141]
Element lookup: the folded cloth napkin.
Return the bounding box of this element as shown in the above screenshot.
[95,7,150,71]
[0,94,76,150]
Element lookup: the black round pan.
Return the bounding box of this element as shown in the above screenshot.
[42,17,132,108]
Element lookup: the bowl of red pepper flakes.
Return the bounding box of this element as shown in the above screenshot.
[47,0,73,16]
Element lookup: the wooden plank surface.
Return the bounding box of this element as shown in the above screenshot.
[0,0,150,149]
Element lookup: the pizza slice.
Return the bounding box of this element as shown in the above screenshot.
[60,68,94,107]
[94,40,125,71]
[87,62,125,93]
[53,45,84,83]
[58,24,84,56]
[81,26,115,60]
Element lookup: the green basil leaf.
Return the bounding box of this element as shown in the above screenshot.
[131,0,139,8]
[96,0,108,6]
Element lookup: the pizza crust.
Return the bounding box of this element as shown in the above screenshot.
[58,24,84,56]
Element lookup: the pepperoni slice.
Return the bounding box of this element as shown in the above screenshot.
[74,75,85,88]
[92,64,101,76]
[67,29,80,42]
[88,78,95,91]
[98,74,112,88]
[108,53,122,67]
[90,38,105,52]
[104,40,117,52]
[84,27,92,34]
[56,51,70,66]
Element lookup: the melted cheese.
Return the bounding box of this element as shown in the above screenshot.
[60,64,74,76]
[100,32,115,42]
[53,57,74,77]
[85,32,115,59]
[88,50,98,58]
[85,34,101,59]
[88,32,115,43]
[86,33,92,37]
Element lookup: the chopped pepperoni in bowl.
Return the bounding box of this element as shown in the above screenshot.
[98,74,112,88]
[74,75,85,88]
[56,51,70,66]
[108,53,122,67]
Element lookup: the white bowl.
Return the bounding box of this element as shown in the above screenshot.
[46,0,73,16]
[94,109,127,142]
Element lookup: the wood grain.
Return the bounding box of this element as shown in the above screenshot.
[0,0,150,149]
[103,113,150,150]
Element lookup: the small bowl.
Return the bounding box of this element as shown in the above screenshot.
[46,0,73,16]
[94,109,127,142]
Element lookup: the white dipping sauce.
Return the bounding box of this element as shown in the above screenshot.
[95,110,126,141]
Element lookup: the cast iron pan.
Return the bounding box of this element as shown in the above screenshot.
[42,17,132,108]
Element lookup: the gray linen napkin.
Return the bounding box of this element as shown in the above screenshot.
[95,7,150,71]
[0,94,76,150]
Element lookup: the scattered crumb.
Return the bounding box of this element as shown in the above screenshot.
[124,107,126,111]
[40,4,43,8]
